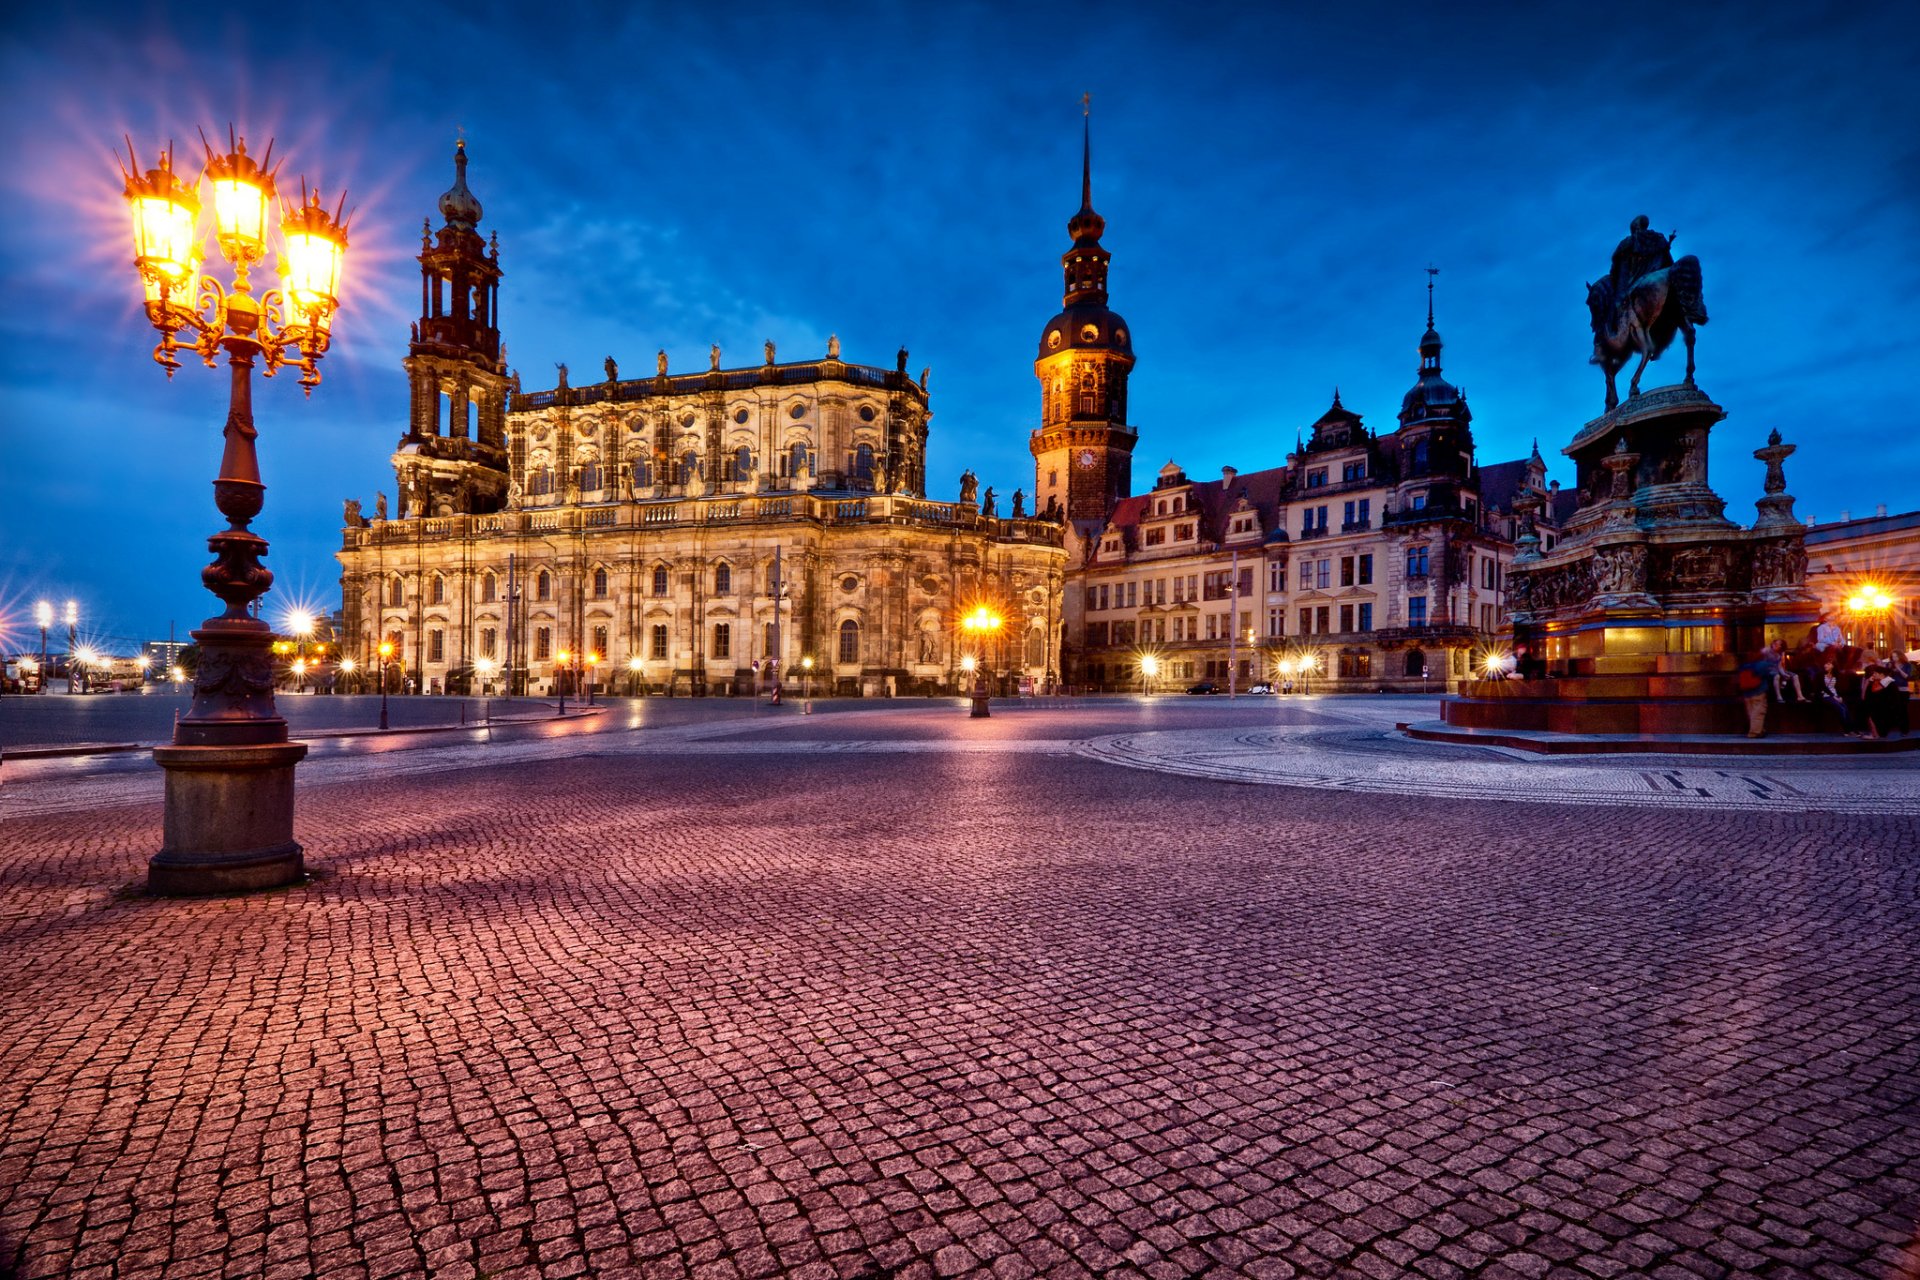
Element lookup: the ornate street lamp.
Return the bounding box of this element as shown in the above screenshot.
[339,655,357,695]
[627,654,644,697]
[961,605,1003,718]
[801,655,815,715]
[120,129,350,895]
[64,600,78,694]
[1140,653,1160,697]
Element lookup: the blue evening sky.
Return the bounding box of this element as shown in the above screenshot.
[2,1,1915,653]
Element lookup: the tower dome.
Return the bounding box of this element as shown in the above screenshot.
[437,140,482,232]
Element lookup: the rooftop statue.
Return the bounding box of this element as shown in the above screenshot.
[1586,215,1708,411]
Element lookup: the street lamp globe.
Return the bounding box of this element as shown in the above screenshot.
[1141,655,1160,678]
[961,655,977,673]
[35,601,52,630]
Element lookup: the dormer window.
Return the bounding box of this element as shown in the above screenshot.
[1306,468,1328,489]
[1342,460,1367,482]
[1174,522,1194,540]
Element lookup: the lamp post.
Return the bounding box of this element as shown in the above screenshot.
[1846,583,1895,652]
[338,655,356,695]
[377,641,393,730]
[1300,652,1317,696]
[961,605,1003,718]
[120,128,350,895]
[35,601,51,694]
[585,651,600,705]
[474,656,495,722]
[65,600,78,694]
[1140,653,1159,697]
[801,655,814,715]
[627,654,644,697]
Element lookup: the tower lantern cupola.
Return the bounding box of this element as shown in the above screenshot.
[392,139,511,518]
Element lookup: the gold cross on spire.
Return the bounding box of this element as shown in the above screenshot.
[1082,92,1091,116]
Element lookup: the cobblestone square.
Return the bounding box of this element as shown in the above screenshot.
[1,699,1916,1278]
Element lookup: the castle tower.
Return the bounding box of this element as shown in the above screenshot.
[394,140,511,517]
[1392,269,1475,506]
[1391,270,1478,628]
[1031,104,1137,549]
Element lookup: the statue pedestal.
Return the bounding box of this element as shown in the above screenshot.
[1444,384,1816,740]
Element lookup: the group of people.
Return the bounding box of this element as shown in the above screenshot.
[1742,612,1912,740]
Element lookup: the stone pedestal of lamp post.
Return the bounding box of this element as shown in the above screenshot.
[148,354,308,894]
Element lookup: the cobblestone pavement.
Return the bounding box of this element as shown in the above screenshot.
[1,700,1917,1279]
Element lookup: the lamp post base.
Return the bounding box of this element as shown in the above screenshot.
[148,742,309,895]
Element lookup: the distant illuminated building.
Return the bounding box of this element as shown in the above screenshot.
[1804,507,1919,656]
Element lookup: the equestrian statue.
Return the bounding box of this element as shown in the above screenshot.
[1585,214,1708,411]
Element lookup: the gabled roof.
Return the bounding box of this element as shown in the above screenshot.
[1087,465,1291,566]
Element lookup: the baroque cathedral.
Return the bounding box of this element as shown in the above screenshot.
[336,143,1066,697]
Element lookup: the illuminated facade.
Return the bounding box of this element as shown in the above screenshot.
[1804,507,1920,657]
[337,145,1066,697]
[1036,139,1564,691]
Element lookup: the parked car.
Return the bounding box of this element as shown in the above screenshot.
[1184,681,1220,695]
[1247,682,1274,694]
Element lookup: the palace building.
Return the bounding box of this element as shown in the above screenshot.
[1034,127,1566,691]
[336,143,1067,698]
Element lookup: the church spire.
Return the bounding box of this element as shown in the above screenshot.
[1063,96,1110,304]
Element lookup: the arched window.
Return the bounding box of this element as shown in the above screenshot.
[733,446,752,482]
[537,569,552,602]
[852,443,875,486]
[532,465,554,496]
[679,452,699,484]
[481,573,497,603]
[431,574,446,605]
[715,563,731,595]
[1412,439,1430,473]
[1026,629,1045,667]
[838,619,860,664]
[1079,368,1097,414]
[1405,649,1427,678]
[632,455,652,488]
[652,564,669,596]
[788,442,809,479]
[389,575,405,606]
[579,460,602,491]
[593,567,609,598]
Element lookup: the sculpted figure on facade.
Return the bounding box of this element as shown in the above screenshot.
[375,491,388,521]
[981,487,997,517]
[1011,489,1026,518]
[1593,543,1648,596]
[1750,539,1806,590]
[344,498,363,528]
[604,355,618,383]
[765,340,776,365]
[709,344,721,371]
[827,334,840,359]
[958,469,979,506]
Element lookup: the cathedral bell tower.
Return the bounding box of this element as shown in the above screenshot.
[393,140,511,518]
[1031,104,1137,549]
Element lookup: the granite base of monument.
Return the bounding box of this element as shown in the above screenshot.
[1441,383,1818,742]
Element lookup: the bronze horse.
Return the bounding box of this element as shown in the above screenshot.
[1586,256,1708,410]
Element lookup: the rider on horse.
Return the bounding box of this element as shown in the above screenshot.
[1606,215,1675,327]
